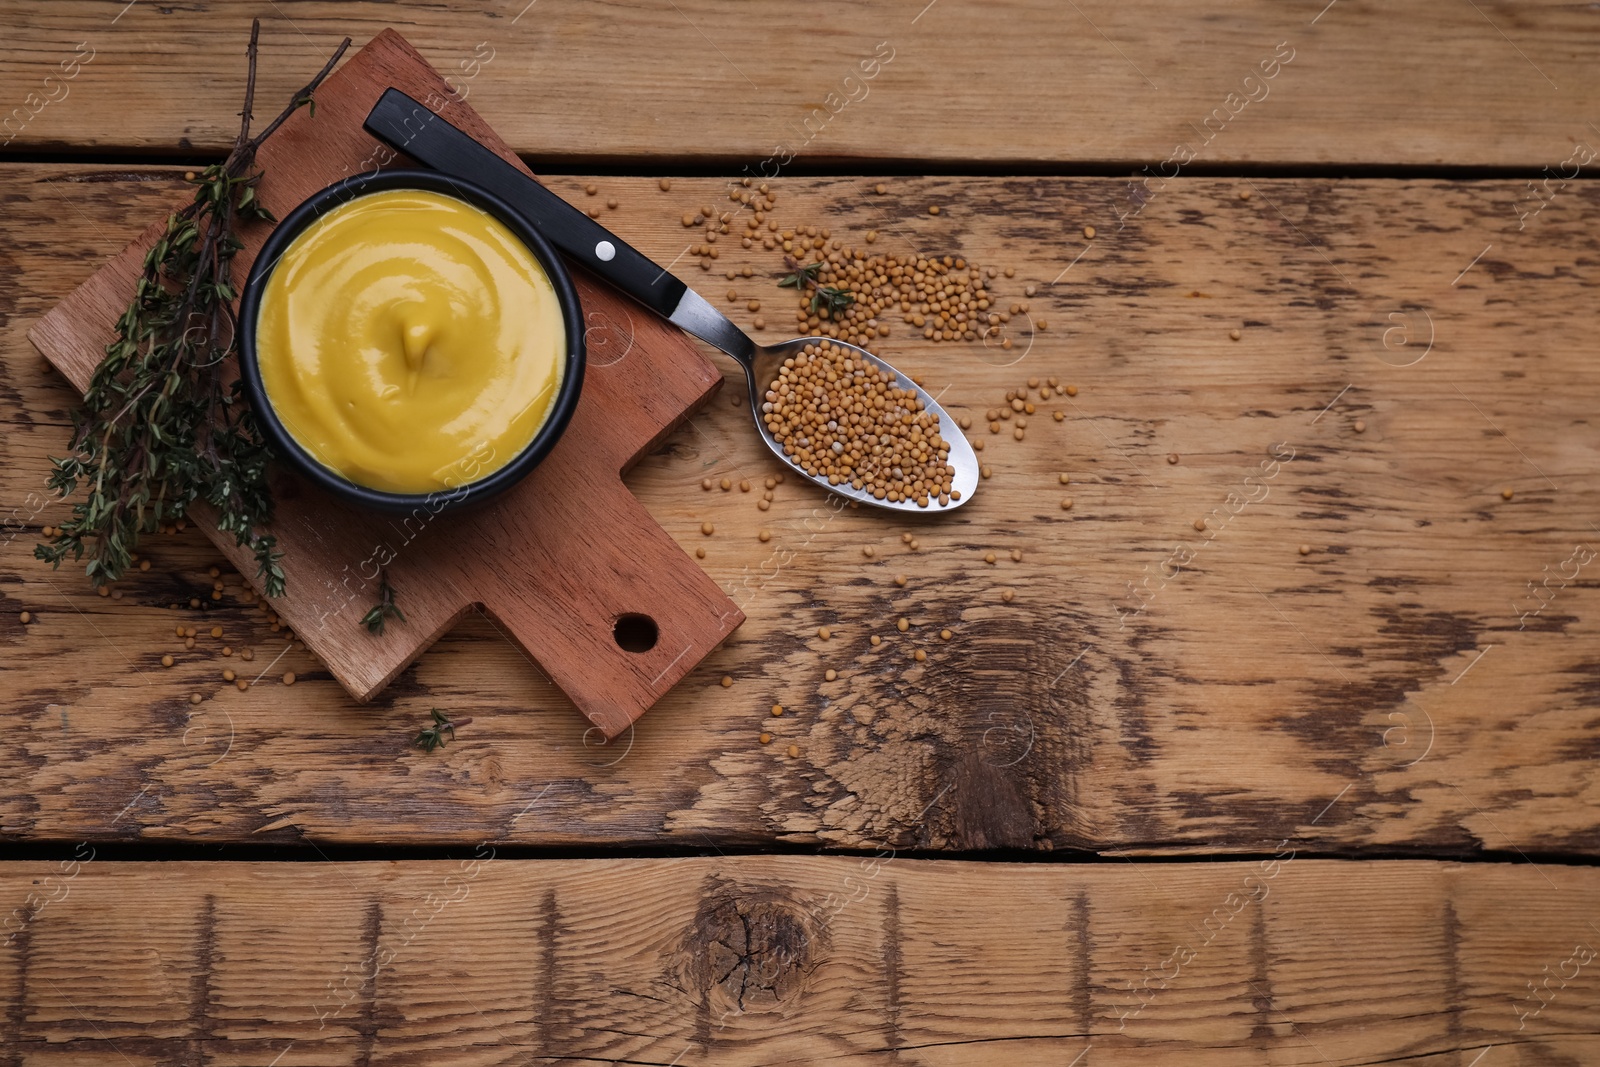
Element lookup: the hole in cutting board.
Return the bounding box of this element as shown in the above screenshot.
[613,613,659,653]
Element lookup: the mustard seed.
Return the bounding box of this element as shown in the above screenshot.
[221,646,232,657]
[1298,544,1312,556]
[1060,498,1072,510]
[283,672,296,686]
[585,184,597,196]
[241,649,253,661]
[223,669,236,682]
[1239,188,1251,200]
[1502,488,1515,500]
[1194,518,1207,531]
[1167,453,1179,464]
[901,533,913,543]
[760,732,772,744]
[1353,420,1367,433]
[771,704,784,717]
[720,478,732,491]
[913,649,927,661]
[1053,411,1064,421]
[1229,329,1242,341]
[1065,385,1078,396]
[721,675,733,687]
[940,629,952,641]
[928,205,940,215]
[606,198,618,209]
[1010,549,1022,562]
[1084,225,1096,239]
[235,679,247,691]
[1001,588,1015,602]
[825,668,838,681]
[659,178,672,191]
[702,478,713,490]
[139,560,151,571]
[702,522,715,535]
[896,617,910,632]
[863,546,875,558]
[184,637,195,649]
[981,466,992,479]
[1013,427,1025,441]
[908,539,920,549]
[696,547,707,558]
[161,654,174,667]
[875,183,887,194]
[739,479,751,492]
[984,552,996,564]
[189,693,202,705]
[758,499,771,511]
[870,635,882,646]
[894,574,907,587]
[787,744,800,758]
[759,530,771,542]
[818,626,832,639]
[16,610,29,624]
[210,625,222,638]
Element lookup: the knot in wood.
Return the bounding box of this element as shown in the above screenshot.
[679,881,821,1014]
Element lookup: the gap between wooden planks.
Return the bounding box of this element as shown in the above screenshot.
[0,1,1597,167]
[1,168,1597,855]
[1,858,1597,1064]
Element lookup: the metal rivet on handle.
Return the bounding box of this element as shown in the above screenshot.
[595,240,616,262]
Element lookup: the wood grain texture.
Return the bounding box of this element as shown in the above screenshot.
[25,30,745,739]
[0,1,1598,168]
[2,168,1598,853]
[1,858,1597,1064]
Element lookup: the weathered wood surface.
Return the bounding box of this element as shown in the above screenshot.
[1,1,1598,168]
[2,168,1598,853]
[27,29,745,740]
[2,858,1596,1064]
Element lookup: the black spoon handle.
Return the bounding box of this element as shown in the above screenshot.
[362,89,686,320]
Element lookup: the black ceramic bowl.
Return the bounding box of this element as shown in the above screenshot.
[238,169,585,514]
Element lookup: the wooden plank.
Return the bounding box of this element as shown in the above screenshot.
[2,167,1598,854]
[0,1,1597,168]
[0,858,1596,1063]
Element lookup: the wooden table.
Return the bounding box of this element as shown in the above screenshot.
[2,2,1598,1062]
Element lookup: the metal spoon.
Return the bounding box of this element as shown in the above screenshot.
[364,90,978,513]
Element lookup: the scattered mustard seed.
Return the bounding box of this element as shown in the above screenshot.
[1298,544,1312,556]
[870,635,882,646]
[18,611,29,624]
[1194,518,1207,531]
[894,574,907,587]
[701,478,713,490]
[758,530,771,542]
[139,560,151,571]
[1010,549,1022,562]
[760,732,772,744]
[824,668,838,681]
[1239,188,1251,200]
[787,744,800,758]
[1353,420,1367,433]
[940,629,953,641]
[189,693,202,705]
[1502,488,1515,500]
[208,566,220,578]
[1084,225,1096,239]
[896,617,910,632]
[771,704,784,717]
[659,178,672,191]
[161,654,174,668]
[721,675,733,687]
[585,183,597,196]
[696,547,707,559]
[984,552,997,564]
[739,479,751,492]
[221,646,232,657]
[875,183,887,194]
[928,205,940,215]
[235,679,247,691]
[913,649,927,662]
[1053,411,1064,422]
[283,672,296,686]
[818,626,832,639]
[223,669,236,682]
[720,478,732,491]
[863,546,875,558]
[184,637,196,650]
[701,522,715,536]
[1229,329,1242,341]
[240,649,253,661]
[210,625,222,638]
[1065,385,1078,396]
[1001,588,1015,602]
[1060,498,1073,510]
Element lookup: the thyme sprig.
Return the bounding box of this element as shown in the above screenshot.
[779,256,855,317]
[414,708,472,753]
[35,21,350,596]
[360,570,405,635]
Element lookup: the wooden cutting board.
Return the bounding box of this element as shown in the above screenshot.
[27,29,744,739]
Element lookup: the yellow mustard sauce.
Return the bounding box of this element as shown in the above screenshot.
[255,188,566,494]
